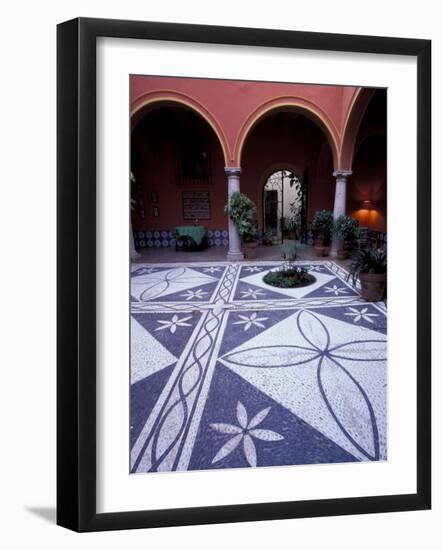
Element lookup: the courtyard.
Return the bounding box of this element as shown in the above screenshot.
[130,259,387,473]
[129,76,387,474]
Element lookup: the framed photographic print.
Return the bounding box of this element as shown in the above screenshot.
[57,18,431,532]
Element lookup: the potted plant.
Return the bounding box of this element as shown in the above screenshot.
[262,230,274,246]
[350,248,387,302]
[311,210,333,256]
[225,191,258,259]
[241,220,259,259]
[333,214,359,259]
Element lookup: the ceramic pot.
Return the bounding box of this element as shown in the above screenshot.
[359,272,387,302]
[243,241,258,259]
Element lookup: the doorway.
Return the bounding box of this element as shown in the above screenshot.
[263,170,302,244]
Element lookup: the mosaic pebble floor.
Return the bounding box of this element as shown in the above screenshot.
[130,260,387,473]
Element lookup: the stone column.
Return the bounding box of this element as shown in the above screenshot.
[225,167,244,261]
[330,170,352,257]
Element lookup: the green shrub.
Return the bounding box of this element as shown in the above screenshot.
[350,248,387,285]
[333,215,358,244]
[263,267,315,288]
[225,192,258,242]
[312,210,334,243]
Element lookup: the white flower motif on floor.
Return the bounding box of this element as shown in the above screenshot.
[324,284,348,295]
[233,312,269,331]
[203,267,222,273]
[155,314,192,334]
[210,401,284,467]
[244,266,262,273]
[308,265,325,272]
[180,288,208,300]
[344,307,380,324]
[240,287,266,299]
[136,267,157,275]
[220,309,387,461]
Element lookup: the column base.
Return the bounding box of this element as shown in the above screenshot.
[330,236,342,258]
[130,250,141,260]
[227,251,244,262]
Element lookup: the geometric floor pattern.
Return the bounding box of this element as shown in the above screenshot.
[130,260,387,473]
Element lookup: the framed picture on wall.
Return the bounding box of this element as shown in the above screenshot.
[57,18,431,532]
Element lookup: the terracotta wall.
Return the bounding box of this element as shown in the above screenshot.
[131,112,227,231]
[348,135,387,232]
[240,113,335,225]
[347,90,387,232]
[131,76,358,165]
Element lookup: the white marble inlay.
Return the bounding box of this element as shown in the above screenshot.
[131,317,177,384]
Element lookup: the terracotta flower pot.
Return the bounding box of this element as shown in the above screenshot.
[337,249,349,260]
[314,236,329,257]
[315,236,324,247]
[359,272,387,302]
[243,241,258,259]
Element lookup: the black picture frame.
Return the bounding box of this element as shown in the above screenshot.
[57,17,431,532]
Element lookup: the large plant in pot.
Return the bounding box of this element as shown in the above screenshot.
[225,191,258,259]
[311,210,333,256]
[240,220,259,259]
[333,215,359,259]
[350,248,387,302]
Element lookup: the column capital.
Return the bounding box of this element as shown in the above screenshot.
[333,169,352,179]
[224,166,241,177]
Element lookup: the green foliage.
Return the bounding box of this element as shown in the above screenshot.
[282,212,301,236]
[239,220,259,242]
[262,230,275,245]
[263,267,315,288]
[312,210,334,242]
[350,248,387,285]
[225,191,258,242]
[333,215,359,243]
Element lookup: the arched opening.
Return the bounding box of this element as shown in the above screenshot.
[240,109,335,244]
[130,103,227,252]
[347,90,387,235]
[262,169,302,244]
[340,88,376,170]
[235,100,339,169]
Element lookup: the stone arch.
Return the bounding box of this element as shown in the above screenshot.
[340,88,376,170]
[131,90,231,166]
[234,97,340,169]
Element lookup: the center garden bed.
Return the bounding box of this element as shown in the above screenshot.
[263,267,316,289]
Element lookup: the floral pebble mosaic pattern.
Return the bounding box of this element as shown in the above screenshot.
[130,260,387,473]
